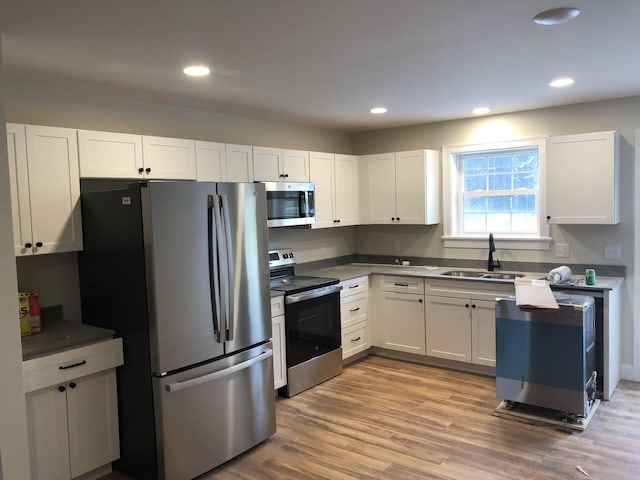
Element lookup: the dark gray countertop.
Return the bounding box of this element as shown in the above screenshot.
[21,320,116,361]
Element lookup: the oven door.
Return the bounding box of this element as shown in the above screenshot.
[284,287,341,367]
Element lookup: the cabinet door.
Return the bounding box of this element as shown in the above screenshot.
[282,149,310,182]
[253,146,283,182]
[142,136,196,180]
[225,144,254,182]
[77,130,143,179]
[367,153,397,224]
[196,141,226,181]
[342,321,370,359]
[25,385,71,480]
[334,154,360,226]
[6,124,33,255]
[425,296,471,362]
[395,150,426,224]
[272,314,287,389]
[25,125,83,255]
[375,291,425,354]
[471,299,497,367]
[546,131,619,224]
[309,151,335,228]
[67,370,120,478]
[341,292,368,328]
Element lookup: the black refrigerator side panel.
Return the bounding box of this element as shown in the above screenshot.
[78,184,158,480]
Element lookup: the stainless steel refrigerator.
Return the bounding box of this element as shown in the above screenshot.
[78,181,276,480]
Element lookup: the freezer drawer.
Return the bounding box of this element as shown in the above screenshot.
[153,343,276,480]
[495,294,596,416]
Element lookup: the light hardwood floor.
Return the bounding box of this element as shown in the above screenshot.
[106,355,640,479]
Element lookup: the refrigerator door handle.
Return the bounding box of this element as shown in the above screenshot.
[208,195,222,342]
[219,194,235,341]
[213,194,230,341]
[164,349,273,393]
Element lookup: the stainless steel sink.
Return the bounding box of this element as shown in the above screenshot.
[440,270,525,280]
[440,271,488,278]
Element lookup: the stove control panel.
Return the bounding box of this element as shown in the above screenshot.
[268,248,296,269]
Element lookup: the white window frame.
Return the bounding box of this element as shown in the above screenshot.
[442,137,551,250]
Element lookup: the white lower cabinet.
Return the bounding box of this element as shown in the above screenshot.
[340,276,370,359]
[372,275,425,355]
[425,280,514,367]
[271,294,287,389]
[23,338,123,480]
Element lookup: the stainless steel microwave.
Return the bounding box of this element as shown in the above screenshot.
[263,182,315,227]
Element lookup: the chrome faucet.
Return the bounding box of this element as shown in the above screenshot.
[488,232,501,271]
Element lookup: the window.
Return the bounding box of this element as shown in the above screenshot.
[442,138,550,250]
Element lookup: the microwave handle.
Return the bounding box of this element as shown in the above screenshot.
[299,191,307,217]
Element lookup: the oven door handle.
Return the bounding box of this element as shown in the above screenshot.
[285,284,343,304]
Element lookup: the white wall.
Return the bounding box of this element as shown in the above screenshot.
[0,40,32,479]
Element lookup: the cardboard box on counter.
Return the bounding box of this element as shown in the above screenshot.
[19,292,41,336]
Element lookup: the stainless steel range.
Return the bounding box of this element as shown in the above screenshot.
[269,248,343,397]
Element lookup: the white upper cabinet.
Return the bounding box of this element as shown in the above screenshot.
[546,131,619,224]
[368,149,440,225]
[78,130,196,180]
[225,144,254,182]
[78,130,143,178]
[195,141,226,181]
[310,152,362,228]
[253,146,309,182]
[7,124,83,256]
[309,151,335,229]
[142,135,196,180]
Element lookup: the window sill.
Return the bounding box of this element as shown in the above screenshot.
[442,236,552,251]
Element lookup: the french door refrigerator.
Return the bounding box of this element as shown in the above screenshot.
[78,181,275,480]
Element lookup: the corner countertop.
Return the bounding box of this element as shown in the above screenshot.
[303,263,623,291]
[21,320,116,361]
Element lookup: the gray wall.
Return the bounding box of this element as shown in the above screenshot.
[0,41,32,479]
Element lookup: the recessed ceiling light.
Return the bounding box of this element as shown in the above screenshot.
[183,65,210,77]
[550,77,574,87]
[370,107,387,114]
[472,107,491,115]
[534,7,580,26]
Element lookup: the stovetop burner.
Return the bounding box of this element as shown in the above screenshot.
[268,248,339,295]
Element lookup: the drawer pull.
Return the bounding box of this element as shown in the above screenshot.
[349,307,361,312]
[349,284,360,289]
[59,360,87,370]
[350,336,361,342]
[395,282,409,287]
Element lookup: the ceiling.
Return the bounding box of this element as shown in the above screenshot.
[1,1,640,132]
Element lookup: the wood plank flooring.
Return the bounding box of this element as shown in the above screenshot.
[104,355,640,479]
[211,356,640,480]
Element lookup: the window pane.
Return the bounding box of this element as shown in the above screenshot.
[513,172,538,189]
[464,175,486,192]
[488,174,511,190]
[487,213,511,232]
[488,155,512,173]
[463,196,485,212]
[512,194,536,212]
[514,153,538,172]
[463,213,486,231]
[464,156,487,175]
[487,195,510,212]
[512,212,537,232]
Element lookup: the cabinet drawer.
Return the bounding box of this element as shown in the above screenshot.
[271,294,285,317]
[341,292,368,328]
[376,275,424,294]
[342,321,370,359]
[23,338,124,393]
[340,276,369,298]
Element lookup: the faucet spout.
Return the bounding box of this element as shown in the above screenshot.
[488,232,500,271]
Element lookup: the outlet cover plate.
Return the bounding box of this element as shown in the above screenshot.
[604,245,621,260]
[554,243,569,257]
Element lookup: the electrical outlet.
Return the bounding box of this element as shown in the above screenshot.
[554,243,569,257]
[604,245,621,260]
[393,240,401,251]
